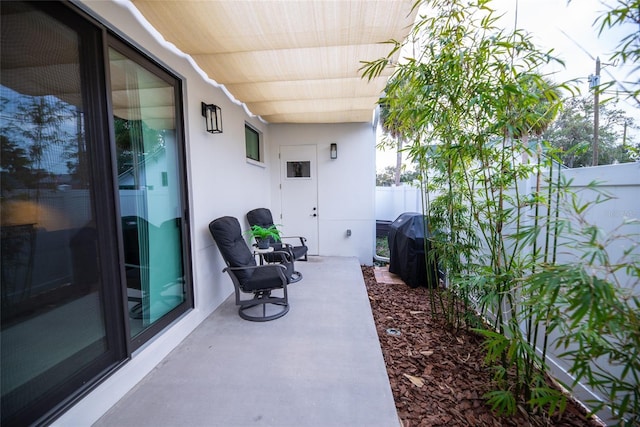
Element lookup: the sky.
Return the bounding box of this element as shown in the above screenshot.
[376,0,640,171]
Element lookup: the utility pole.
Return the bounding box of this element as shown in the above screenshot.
[592,57,601,166]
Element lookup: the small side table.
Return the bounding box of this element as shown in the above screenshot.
[253,246,274,265]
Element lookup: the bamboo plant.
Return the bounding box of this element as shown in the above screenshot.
[362,0,639,424]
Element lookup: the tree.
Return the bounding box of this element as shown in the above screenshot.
[376,166,420,186]
[15,96,74,173]
[379,74,421,186]
[378,101,404,186]
[543,96,639,167]
[114,116,165,178]
[378,31,425,187]
[594,0,640,106]
[0,135,33,193]
[1,94,78,191]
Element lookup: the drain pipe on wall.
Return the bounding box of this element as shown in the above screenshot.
[374,253,390,263]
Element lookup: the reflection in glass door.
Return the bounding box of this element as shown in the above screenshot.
[109,46,187,338]
[0,3,123,425]
[1,2,192,424]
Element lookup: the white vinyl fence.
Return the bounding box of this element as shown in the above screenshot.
[375,184,422,222]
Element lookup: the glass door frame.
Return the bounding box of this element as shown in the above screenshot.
[105,34,194,352]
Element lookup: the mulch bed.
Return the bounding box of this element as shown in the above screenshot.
[362,265,601,427]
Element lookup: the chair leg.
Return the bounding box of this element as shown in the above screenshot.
[237,290,289,322]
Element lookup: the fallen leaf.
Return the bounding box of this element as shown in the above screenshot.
[410,311,424,315]
[420,350,434,357]
[456,337,464,344]
[403,374,424,388]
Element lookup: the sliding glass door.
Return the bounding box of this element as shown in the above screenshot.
[0,2,192,424]
[1,3,125,425]
[109,43,188,341]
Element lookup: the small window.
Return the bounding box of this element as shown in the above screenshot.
[286,161,311,178]
[245,124,261,162]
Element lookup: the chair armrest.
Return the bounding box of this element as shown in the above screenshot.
[223,264,286,273]
[281,236,307,245]
[223,263,289,290]
[270,249,294,262]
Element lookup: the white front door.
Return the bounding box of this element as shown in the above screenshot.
[279,145,319,255]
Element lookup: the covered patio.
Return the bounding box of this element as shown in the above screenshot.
[93,257,399,427]
[0,0,420,424]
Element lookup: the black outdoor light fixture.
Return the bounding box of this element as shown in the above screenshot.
[201,102,222,134]
[330,142,338,159]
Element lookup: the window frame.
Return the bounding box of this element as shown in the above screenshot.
[245,122,264,165]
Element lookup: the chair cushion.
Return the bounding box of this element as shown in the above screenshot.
[209,217,256,282]
[246,208,274,229]
[241,266,285,292]
[247,208,280,245]
[247,208,308,261]
[290,245,307,260]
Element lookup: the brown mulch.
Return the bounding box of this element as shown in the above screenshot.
[362,265,602,427]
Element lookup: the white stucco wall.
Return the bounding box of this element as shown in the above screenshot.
[56,1,377,425]
[270,123,376,265]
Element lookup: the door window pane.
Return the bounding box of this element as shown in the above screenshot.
[1,3,112,424]
[109,48,187,337]
[286,161,311,178]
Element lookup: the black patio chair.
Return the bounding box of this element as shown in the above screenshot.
[209,216,296,321]
[246,208,308,262]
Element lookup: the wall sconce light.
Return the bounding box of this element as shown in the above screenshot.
[201,102,222,134]
[330,143,338,160]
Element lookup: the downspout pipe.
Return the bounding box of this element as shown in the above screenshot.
[374,253,390,263]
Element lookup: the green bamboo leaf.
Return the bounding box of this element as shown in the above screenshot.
[484,389,517,416]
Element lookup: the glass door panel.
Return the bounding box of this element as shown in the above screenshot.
[109,48,187,338]
[0,3,121,425]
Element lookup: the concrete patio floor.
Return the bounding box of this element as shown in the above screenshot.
[94,256,400,427]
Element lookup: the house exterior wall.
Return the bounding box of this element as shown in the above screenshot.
[270,123,376,265]
[52,1,376,424]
